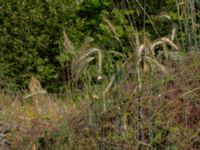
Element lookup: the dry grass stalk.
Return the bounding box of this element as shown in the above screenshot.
[135,45,143,92]
[160,15,171,20]
[150,41,163,52]
[62,31,103,82]
[146,56,167,75]
[26,76,47,107]
[134,37,169,75]
[151,38,178,52]
[103,74,116,111]
[78,48,102,72]
[162,43,169,59]
[103,17,118,38]
[103,17,122,44]
[137,44,145,58]
[143,37,155,58]
[109,51,126,58]
[161,37,178,50]
[63,30,74,52]
[150,37,178,60]
[24,90,46,99]
[171,27,176,41]
[72,57,95,81]
[72,48,102,81]
[79,37,94,52]
[28,76,42,94]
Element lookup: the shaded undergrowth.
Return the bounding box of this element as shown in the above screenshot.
[0,52,200,150]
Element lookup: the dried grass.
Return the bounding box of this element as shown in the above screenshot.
[63,30,74,52]
[103,17,118,39]
[71,48,103,81]
[62,32,103,82]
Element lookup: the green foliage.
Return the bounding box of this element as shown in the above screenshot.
[0,0,79,92]
[0,0,199,93]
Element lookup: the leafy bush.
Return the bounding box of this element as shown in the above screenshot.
[0,0,79,92]
[0,0,199,93]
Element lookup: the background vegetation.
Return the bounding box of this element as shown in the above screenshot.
[1,0,199,93]
[0,0,200,149]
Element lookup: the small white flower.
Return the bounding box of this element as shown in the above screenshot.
[97,76,102,80]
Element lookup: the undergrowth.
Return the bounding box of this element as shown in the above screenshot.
[0,52,200,149]
[0,0,200,150]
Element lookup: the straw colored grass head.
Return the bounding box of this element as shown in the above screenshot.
[62,31,103,82]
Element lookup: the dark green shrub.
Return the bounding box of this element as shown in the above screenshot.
[0,0,80,92]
